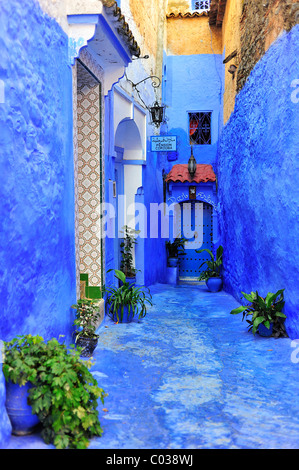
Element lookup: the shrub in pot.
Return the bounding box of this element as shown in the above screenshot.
[196,245,223,292]
[119,225,140,284]
[104,269,153,323]
[230,289,288,337]
[166,238,187,267]
[2,334,106,448]
[71,298,102,357]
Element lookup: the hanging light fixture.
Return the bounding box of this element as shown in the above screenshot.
[188,145,197,179]
[149,101,166,127]
[130,75,166,127]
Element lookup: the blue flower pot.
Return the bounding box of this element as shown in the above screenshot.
[5,381,40,436]
[118,277,136,287]
[168,257,178,267]
[126,277,136,287]
[258,322,273,337]
[112,306,134,323]
[206,277,223,292]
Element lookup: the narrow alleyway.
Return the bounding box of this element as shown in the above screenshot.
[6,284,299,449]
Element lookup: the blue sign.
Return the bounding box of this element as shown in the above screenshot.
[151,135,177,152]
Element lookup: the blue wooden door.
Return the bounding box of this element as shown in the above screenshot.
[178,201,213,279]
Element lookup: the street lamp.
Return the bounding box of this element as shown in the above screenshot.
[149,101,166,127]
[188,145,197,179]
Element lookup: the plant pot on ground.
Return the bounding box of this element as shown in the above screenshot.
[230,289,288,338]
[196,245,223,292]
[119,225,140,283]
[2,334,106,448]
[166,238,187,267]
[71,298,102,357]
[104,269,153,323]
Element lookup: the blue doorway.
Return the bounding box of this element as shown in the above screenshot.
[178,201,213,280]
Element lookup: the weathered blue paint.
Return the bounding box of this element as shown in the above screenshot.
[217,26,299,339]
[0,0,76,343]
[0,372,11,449]
[5,284,299,449]
[143,150,168,286]
[163,54,222,167]
[0,0,77,444]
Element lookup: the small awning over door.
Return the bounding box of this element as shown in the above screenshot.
[165,164,216,184]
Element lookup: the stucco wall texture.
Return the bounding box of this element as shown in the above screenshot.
[218,25,299,339]
[0,0,76,342]
[167,16,222,56]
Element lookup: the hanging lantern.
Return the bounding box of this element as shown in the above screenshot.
[149,101,165,127]
[188,146,197,179]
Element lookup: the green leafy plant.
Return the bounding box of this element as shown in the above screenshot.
[71,298,101,342]
[104,269,153,322]
[196,245,223,281]
[166,237,187,258]
[120,225,141,278]
[3,334,106,449]
[230,289,288,337]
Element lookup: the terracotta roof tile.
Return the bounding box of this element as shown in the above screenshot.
[166,11,209,19]
[102,0,141,57]
[165,164,216,184]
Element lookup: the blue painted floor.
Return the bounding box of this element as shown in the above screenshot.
[5,284,299,449]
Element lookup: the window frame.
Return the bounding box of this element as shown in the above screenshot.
[191,0,211,12]
[187,110,213,146]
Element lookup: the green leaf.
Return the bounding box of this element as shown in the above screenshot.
[275,312,287,319]
[265,289,284,308]
[230,306,248,315]
[241,292,254,302]
[253,316,266,328]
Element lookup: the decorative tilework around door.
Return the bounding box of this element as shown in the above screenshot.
[76,61,102,290]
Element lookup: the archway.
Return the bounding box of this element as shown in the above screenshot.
[114,118,143,272]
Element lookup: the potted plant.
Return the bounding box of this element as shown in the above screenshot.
[166,237,187,267]
[104,269,153,323]
[196,245,223,292]
[71,298,102,357]
[120,225,141,285]
[230,289,287,337]
[2,334,106,448]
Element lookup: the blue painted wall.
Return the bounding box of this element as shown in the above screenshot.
[143,145,168,286]
[163,53,222,168]
[0,0,76,446]
[0,0,76,344]
[218,26,299,338]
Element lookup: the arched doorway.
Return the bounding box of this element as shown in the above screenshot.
[178,200,213,280]
[114,118,143,271]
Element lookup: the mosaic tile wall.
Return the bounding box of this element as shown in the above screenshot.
[76,61,102,289]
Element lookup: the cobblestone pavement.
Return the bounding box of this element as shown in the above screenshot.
[6,284,299,449]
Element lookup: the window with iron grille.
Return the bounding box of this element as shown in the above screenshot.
[191,0,210,11]
[189,112,212,145]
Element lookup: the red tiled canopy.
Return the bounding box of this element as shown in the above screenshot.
[165,164,216,184]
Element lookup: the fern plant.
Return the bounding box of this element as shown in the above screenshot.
[120,225,140,278]
[104,269,153,322]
